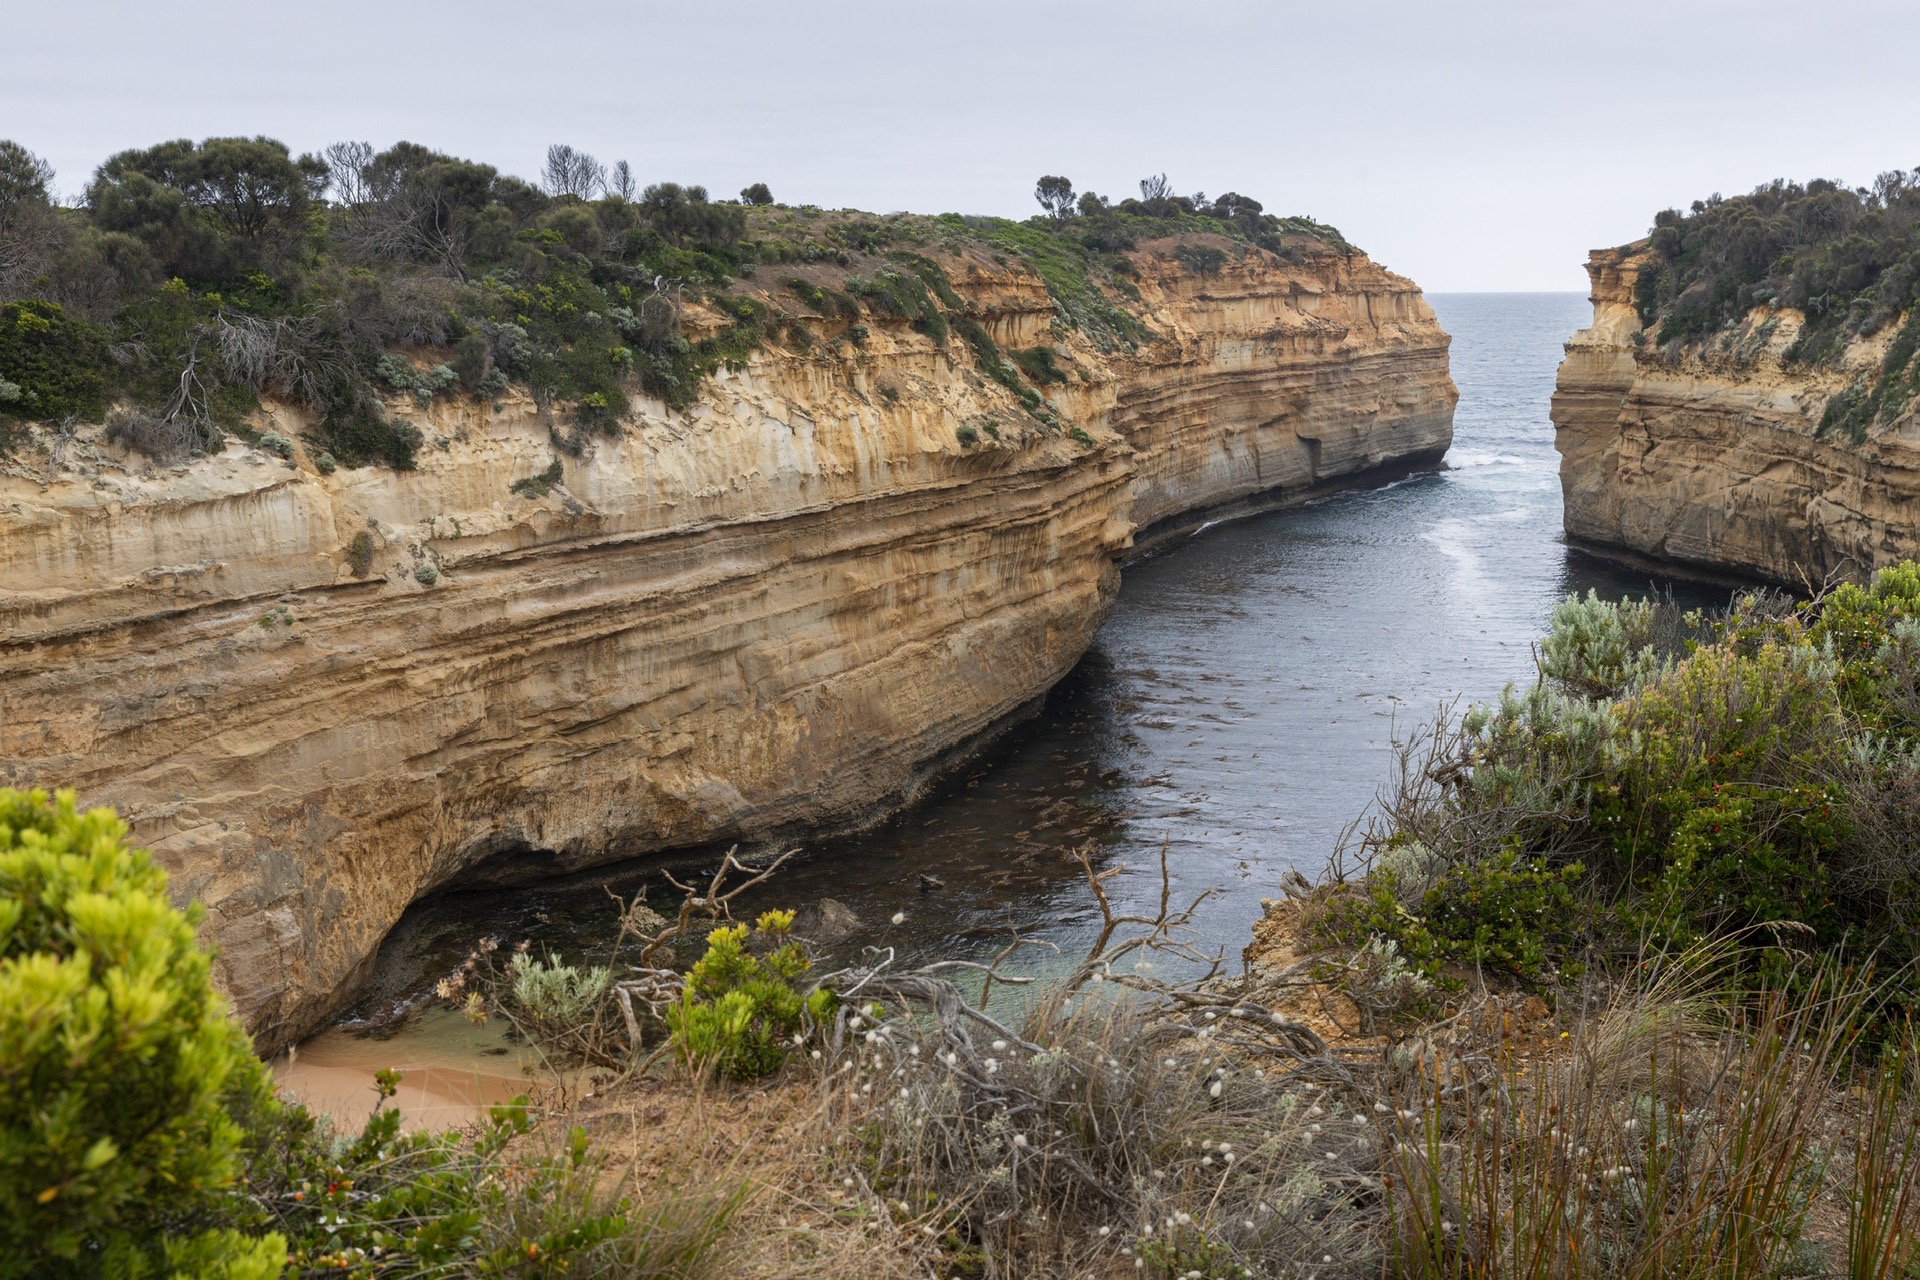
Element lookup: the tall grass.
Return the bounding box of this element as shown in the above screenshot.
[832,954,1920,1280]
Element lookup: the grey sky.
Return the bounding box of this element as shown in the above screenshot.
[9,0,1918,291]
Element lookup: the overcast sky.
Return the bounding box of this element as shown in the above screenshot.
[10,0,1918,291]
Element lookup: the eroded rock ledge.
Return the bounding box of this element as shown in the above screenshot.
[1,241,1453,1049]
[1553,249,1920,583]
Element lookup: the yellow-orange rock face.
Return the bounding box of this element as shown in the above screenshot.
[0,242,1453,1049]
[1553,249,1920,583]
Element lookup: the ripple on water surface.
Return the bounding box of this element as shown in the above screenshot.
[298,294,1735,1090]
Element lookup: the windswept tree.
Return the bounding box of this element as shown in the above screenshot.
[334,141,519,280]
[85,136,324,283]
[638,182,744,248]
[0,141,54,237]
[321,140,376,207]
[542,144,605,200]
[740,181,773,206]
[1034,174,1076,221]
[1138,172,1172,202]
[609,159,636,201]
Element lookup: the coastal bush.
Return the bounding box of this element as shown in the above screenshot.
[1,131,1351,468]
[1172,243,1228,276]
[1633,170,1920,391]
[0,299,110,421]
[510,457,564,498]
[0,787,285,1279]
[345,529,374,576]
[246,1069,747,1278]
[667,910,831,1079]
[1009,343,1066,385]
[1315,571,1920,992]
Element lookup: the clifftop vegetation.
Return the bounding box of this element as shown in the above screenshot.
[1626,170,1920,443]
[1631,170,1920,352]
[0,137,1346,468]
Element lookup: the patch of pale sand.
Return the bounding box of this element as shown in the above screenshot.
[271,1005,542,1131]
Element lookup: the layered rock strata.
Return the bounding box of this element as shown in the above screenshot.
[0,240,1453,1048]
[1554,249,1920,582]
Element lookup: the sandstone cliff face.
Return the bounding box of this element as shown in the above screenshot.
[1553,249,1920,583]
[0,242,1452,1049]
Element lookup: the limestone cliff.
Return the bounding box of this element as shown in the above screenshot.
[1553,248,1920,583]
[0,239,1452,1049]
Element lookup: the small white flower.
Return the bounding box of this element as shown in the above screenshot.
[1013,1134,1029,1148]
[1209,1080,1223,1098]
[1098,1225,1111,1237]
[1204,1011,1216,1020]
[810,1049,822,1059]
[1223,1152,1237,1164]
[891,911,905,925]
[984,1058,999,1073]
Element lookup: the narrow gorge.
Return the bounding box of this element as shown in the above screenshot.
[0,227,1454,1050]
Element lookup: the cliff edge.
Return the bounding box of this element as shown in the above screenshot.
[1553,176,1920,584]
[2,223,1453,1050]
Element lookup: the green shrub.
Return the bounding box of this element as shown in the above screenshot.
[666,910,831,1079]
[1311,583,1920,990]
[1631,171,1920,370]
[0,300,110,422]
[0,787,285,1279]
[1538,589,1675,699]
[250,1073,745,1277]
[511,457,564,498]
[1172,244,1228,276]
[1010,344,1066,385]
[344,529,374,576]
